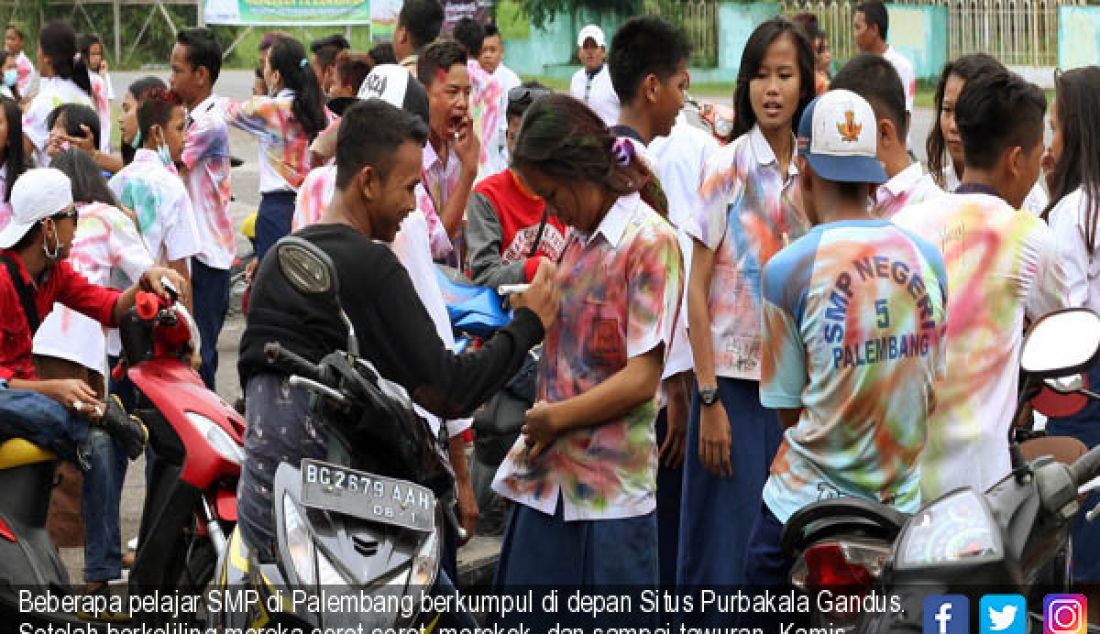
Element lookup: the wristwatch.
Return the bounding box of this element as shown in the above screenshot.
[699,385,720,407]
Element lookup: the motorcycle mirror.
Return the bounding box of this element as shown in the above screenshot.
[1021,308,1100,378]
[1046,374,1086,394]
[275,237,339,298]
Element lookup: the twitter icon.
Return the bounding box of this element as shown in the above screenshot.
[981,595,1027,634]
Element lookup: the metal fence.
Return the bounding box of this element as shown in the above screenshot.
[642,0,720,67]
[781,0,1082,67]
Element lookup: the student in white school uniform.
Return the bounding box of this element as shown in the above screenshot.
[680,17,815,590]
[479,24,522,176]
[854,2,915,118]
[831,54,942,218]
[569,25,620,128]
[606,15,693,586]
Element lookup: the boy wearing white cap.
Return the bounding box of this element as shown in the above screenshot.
[740,91,948,597]
[0,168,183,590]
[569,24,620,127]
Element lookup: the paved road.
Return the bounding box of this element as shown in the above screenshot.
[65,69,942,584]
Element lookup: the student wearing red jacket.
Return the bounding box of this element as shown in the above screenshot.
[0,167,183,593]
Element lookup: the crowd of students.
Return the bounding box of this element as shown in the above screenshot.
[0,0,1097,617]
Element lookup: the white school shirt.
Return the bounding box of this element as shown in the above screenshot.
[883,46,916,114]
[649,113,719,378]
[485,63,522,176]
[569,64,620,128]
[1048,187,1100,313]
[873,162,943,218]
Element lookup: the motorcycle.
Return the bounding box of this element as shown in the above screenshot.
[684,92,735,145]
[209,236,462,632]
[782,308,1100,632]
[0,281,245,627]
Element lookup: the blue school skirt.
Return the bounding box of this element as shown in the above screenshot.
[676,377,782,587]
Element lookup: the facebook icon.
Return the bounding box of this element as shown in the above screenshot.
[925,595,970,634]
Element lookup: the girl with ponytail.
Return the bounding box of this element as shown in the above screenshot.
[22,20,110,166]
[225,34,329,261]
[492,93,683,587]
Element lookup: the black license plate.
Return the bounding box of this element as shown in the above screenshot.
[299,459,435,533]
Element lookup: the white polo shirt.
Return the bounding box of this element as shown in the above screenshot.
[570,64,621,128]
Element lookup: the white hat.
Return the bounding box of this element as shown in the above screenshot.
[357,64,429,126]
[0,168,74,249]
[577,24,606,48]
[797,89,887,184]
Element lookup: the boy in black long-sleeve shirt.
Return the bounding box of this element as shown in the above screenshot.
[237,100,558,554]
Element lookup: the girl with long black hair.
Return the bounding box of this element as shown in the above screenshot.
[1041,66,1100,585]
[22,21,110,166]
[225,33,328,261]
[679,16,814,589]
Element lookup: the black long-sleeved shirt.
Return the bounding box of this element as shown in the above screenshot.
[239,223,544,419]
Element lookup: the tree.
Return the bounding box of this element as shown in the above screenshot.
[519,0,638,28]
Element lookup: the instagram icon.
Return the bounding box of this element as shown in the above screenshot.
[1045,595,1088,634]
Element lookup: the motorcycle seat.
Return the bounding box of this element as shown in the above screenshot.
[0,438,57,469]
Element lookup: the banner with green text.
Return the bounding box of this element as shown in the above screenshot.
[204,0,370,26]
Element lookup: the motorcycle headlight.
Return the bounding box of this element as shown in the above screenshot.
[412,528,440,589]
[186,411,244,465]
[896,488,1003,569]
[283,493,315,585]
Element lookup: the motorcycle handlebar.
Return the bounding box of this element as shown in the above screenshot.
[264,342,323,384]
[1070,445,1100,488]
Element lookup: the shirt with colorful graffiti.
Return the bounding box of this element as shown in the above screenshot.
[893,193,1069,500]
[23,75,109,167]
[108,148,201,267]
[683,124,809,381]
[181,95,234,269]
[225,89,316,193]
[493,193,683,521]
[759,219,948,523]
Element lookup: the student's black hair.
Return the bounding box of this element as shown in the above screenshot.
[452,17,485,58]
[1042,67,1100,253]
[398,0,445,52]
[47,103,102,150]
[336,54,372,93]
[369,41,397,67]
[732,17,815,140]
[856,1,889,41]
[0,97,25,202]
[506,80,550,121]
[608,16,691,105]
[335,99,428,189]
[51,148,120,207]
[926,53,1003,186]
[830,53,906,138]
[792,12,822,41]
[310,34,350,68]
[0,51,21,102]
[77,32,103,71]
[123,75,167,165]
[177,28,223,85]
[268,35,328,140]
[137,87,183,142]
[416,39,467,88]
[512,93,668,217]
[39,21,92,97]
[954,69,1046,171]
[484,24,501,40]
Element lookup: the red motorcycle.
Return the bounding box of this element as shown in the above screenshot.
[118,284,245,619]
[685,92,735,145]
[0,282,244,627]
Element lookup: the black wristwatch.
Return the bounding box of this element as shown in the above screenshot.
[699,385,720,407]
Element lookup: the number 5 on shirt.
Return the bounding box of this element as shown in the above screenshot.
[876,299,891,329]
